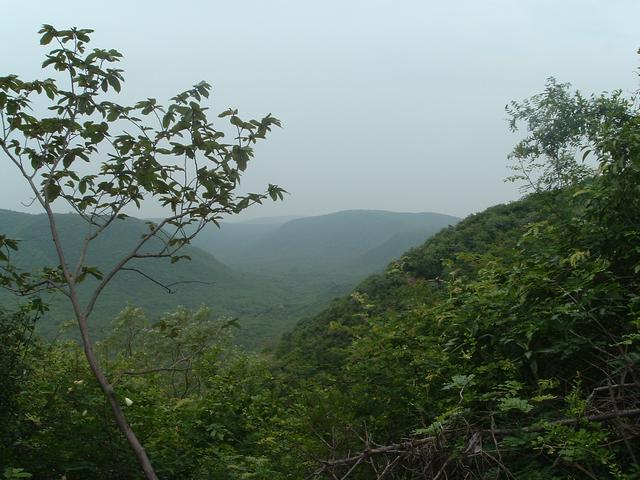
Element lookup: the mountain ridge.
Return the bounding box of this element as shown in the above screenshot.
[193,209,459,274]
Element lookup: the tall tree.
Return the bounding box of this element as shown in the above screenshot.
[0,25,285,479]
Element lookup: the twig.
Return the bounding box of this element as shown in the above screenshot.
[120,267,214,294]
[318,409,640,474]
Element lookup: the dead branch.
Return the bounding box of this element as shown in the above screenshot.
[119,267,215,294]
[314,408,640,478]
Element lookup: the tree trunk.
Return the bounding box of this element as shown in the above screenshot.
[78,313,159,480]
[40,204,159,479]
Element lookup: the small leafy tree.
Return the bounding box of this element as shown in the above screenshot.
[0,25,285,479]
[506,76,634,193]
[505,78,593,192]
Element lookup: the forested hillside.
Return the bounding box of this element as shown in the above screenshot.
[0,210,281,345]
[277,195,550,375]
[6,163,639,478]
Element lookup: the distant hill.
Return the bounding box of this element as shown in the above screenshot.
[193,210,459,276]
[0,209,290,344]
[0,208,458,347]
[233,215,302,225]
[190,221,284,263]
[350,228,442,272]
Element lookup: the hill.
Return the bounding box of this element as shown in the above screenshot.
[11,179,640,479]
[0,209,457,347]
[0,210,288,344]
[277,196,548,373]
[261,175,640,478]
[193,209,459,275]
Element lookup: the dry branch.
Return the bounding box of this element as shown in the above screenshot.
[314,408,640,478]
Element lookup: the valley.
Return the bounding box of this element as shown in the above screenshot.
[0,208,458,348]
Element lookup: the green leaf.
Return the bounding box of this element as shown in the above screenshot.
[498,397,534,413]
[162,112,174,129]
[231,145,252,171]
[218,108,237,118]
[62,153,75,168]
[106,108,120,122]
[107,76,121,93]
[40,32,54,46]
[44,183,61,202]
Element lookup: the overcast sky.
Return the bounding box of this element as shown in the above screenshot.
[2,1,639,220]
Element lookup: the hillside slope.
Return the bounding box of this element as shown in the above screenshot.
[0,210,287,343]
[0,209,457,346]
[277,195,548,372]
[265,181,640,478]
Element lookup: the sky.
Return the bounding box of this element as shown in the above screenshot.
[1,0,639,220]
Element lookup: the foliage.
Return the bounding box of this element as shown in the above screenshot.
[506,78,594,191]
[0,302,42,470]
[1,306,286,479]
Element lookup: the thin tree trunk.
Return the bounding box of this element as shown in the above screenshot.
[40,202,159,479]
[76,312,159,480]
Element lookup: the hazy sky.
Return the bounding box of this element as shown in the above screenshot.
[2,1,639,220]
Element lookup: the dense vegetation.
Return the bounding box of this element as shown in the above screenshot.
[4,180,639,478]
[0,196,542,478]
[2,33,640,480]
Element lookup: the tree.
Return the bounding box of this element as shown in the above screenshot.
[505,77,634,194]
[0,25,285,479]
[505,77,594,192]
